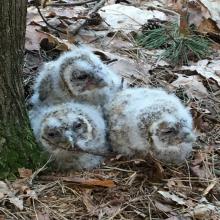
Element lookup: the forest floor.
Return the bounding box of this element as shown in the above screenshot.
[1,0,220,219]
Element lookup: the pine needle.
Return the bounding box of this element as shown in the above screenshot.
[136,22,211,65]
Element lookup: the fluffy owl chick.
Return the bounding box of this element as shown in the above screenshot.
[104,88,195,164]
[29,102,108,170]
[30,46,122,107]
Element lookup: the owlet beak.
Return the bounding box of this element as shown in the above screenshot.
[63,132,76,149]
[185,133,196,142]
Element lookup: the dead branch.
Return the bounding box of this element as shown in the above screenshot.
[35,3,66,34]
[69,0,106,36]
[46,0,96,7]
[39,175,116,188]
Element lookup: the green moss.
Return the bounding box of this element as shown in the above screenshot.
[0,119,48,179]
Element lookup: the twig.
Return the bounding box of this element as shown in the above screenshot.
[146,6,181,27]
[185,159,192,190]
[38,175,116,188]
[69,0,106,36]
[28,156,53,186]
[46,0,96,7]
[35,3,66,34]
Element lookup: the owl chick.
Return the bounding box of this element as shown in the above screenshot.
[30,46,122,107]
[29,102,108,170]
[104,88,196,164]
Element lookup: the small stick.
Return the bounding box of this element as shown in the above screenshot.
[38,175,116,188]
[146,6,181,27]
[69,0,106,36]
[46,0,96,7]
[35,2,66,34]
[28,156,53,185]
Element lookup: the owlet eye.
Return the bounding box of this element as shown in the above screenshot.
[47,130,60,138]
[73,122,82,129]
[76,74,88,80]
[162,128,176,134]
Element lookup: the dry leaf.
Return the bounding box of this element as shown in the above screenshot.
[18,168,32,178]
[147,153,165,181]
[27,6,44,25]
[70,178,115,188]
[40,176,116,188]
[172,0,220,36]
[9,197,24,210]
[109,57,151,85]
[191,165,212,179]
[82,189,96,212]
[0,181,9,194]
[44,6,85,19]
[191,203,220,219]
[199,0,220,29]
[187,0,210,27]
[46,32,72,51]
[181,60,220,87]
[25,25,49,51]
[0,215,5,220]
[165,216,191,220]
[99,4,167,33]
[198,18,220,34]
[171,74,209,98]
[202,180,217,196]
[154,200,173,213]
[33,211,50,220]
[191,150,207,166]
[158,191,186,205]
[0,192,4,200]
[98,206,121,219]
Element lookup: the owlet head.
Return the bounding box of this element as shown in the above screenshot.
[40,112,95,153]
[60,57,108,97]
[149,114,195,162]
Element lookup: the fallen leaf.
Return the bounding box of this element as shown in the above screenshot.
[165,216,191,220]
[191,165,212,179]
[158,191,186,205]
[98,206,122,219]
[9,197,24,210]
[44,6,85,19]
[202,180,217,196]
[0,181,9,194]
[191,203,220,219]
[187,0,211,27]
[181,60,220,87]
[46,32,72,51]
[40,176,116,188]
[18,168,32,178]
[69,178,116,188]
[108,56,151,85]
[33,211,50,220]
[82,189,96,212]
[147,153,165,181]
[27,6,43,25]
[198,18,220,34]
[99,4,167,34]
[171,74,209,99]
[0,215,6,220]
[0,193,4,199]
[191,151,206,166]
[199,0,220,29]
[25,25,49,51]
[154,200,173,213]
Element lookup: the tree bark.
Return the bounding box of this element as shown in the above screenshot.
[0,1,44,178]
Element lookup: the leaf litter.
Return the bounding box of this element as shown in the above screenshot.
[1,0,220,219]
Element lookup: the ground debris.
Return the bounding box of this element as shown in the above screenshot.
[2,0,220,219]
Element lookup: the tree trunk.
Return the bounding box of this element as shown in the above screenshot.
[0,1,44,178]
